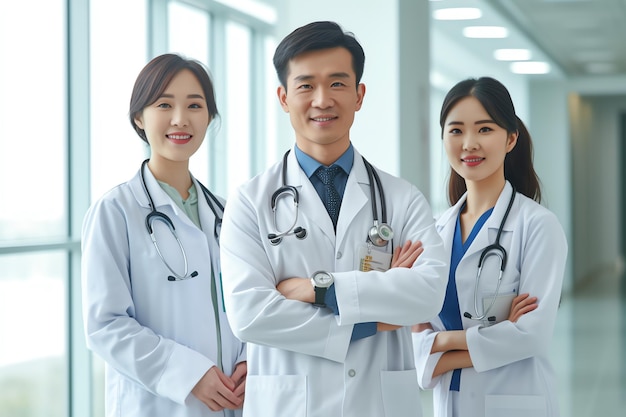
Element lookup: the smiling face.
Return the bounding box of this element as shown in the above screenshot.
[277,47,365,164]
[134,69,210,166]
[443,96,517,188]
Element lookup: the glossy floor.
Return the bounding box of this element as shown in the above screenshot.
[419,271,626,416]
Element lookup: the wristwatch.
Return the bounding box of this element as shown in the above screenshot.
[311,271,334,307]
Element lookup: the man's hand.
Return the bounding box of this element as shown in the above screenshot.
[377,240,425,331]
[277,277,313,303]
[191,366,243,411]
[390,240,424,268]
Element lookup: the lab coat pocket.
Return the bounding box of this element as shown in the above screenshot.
[243,375,307,417]
[485,394,547,417]
[480,283,518,324]
[380,369,422,417]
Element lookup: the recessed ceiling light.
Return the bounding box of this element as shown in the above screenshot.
[494,49,531,61]
[463,26,508,39]
[510,61,551,74]
[433,8,482,20]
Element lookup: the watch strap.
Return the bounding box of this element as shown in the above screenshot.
[313,286,328,307]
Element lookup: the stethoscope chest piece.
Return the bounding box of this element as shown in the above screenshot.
[368,221,394,247]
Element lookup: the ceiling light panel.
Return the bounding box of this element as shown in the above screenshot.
[433,8,482,20]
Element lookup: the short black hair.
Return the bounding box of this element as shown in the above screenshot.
[273,21,365,89]
[129,53,218,143]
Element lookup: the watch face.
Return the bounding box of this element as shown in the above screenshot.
[314,272,333,287]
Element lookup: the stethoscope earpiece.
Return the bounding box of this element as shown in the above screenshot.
[168,271,199,281]
[293,226,307,239]
[268,233,282,246]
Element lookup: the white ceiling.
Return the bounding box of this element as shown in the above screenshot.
[430,0,626,79]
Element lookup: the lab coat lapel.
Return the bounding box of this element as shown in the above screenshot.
[128,165,179,215]
[436,195,465,255]
[461,182,516,262]
[335,152,368,244]
[285,148,336,242]
[193,176,223,242]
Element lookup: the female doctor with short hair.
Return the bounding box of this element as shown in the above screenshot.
[412,76,567,417]
[81,53,246,417]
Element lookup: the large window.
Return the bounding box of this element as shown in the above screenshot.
[0,254,68,417]
[89,0,149,201]
[0,0,276,415]
[0,1,69,416]
[0,0,67,243]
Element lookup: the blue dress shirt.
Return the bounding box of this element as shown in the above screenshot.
[294,144,377,341]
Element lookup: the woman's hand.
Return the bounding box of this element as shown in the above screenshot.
[192,366,243,411]
[230,361,247,407]
[411,322,433,333]
[508,293,538,322]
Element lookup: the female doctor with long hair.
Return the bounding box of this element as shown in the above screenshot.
[81,53,246,417]
[412,76,567,417]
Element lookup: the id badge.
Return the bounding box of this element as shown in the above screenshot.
[357,244,392,272]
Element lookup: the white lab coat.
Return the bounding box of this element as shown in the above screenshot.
[412,182,567,417]
[220,147,448,417]
[81,167,246,417]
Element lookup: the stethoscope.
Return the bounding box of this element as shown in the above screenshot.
[140,159,226,371]
[267,150,394,248]
[463,189,516,323]
[140,159,224,281]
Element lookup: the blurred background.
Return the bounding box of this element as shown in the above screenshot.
[0,0,623,415]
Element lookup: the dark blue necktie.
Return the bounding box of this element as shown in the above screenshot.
[315,165,342,229]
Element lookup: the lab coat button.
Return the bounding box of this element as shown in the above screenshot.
[336,251,342,259]
[348,369,356,377]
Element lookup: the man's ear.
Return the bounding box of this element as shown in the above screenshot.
[277,85,289,113]
[355,83,366,111]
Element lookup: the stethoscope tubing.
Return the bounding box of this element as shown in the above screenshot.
[466,188,516,322]
[139,159,223,278]
[269,150,393,248]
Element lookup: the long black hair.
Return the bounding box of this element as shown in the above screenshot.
[440,76,541,205]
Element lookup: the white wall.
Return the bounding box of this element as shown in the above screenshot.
[529,80,574,293]
[569,94,626,284]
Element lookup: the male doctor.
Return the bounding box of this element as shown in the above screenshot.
[220,21,448,417]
